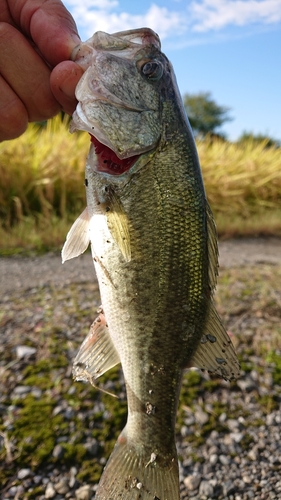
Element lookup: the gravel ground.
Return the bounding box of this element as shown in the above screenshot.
[1,238,281,500]
[1,237,281,294]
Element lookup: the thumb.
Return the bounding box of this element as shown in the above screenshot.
[50,61,84,115]
[12,0,81,66]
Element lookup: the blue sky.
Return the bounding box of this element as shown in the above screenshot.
[64,0,281,141]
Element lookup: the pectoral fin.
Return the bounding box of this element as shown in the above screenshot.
[61,208,90,263]
[190,303,240,381]
[73,312,120,382]
[105,188,131,262]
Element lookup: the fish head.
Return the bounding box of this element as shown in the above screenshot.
[70,28,178,176]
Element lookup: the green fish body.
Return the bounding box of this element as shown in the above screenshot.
[62,28,240,500]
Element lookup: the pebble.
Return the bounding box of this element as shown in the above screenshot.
[198,479,214,497]
[52,444,65,459]
[227,418,241,431]
[34,474,43,484]
[17,468,32,479]
[45,482,56,499]
[65,407,75,419]
[223,480,235,496]
[209,453,218,465]
[7,486,18,497]
[248,449,258,461]
[230,431,243,443]
[75,484,92,500]
[31,387,43,398]
[237,379,258,392]
[53,405,64,416]
[2,277,281,500]
[69,467,78,489]
[84,438,99,455]
[219,454,231,465]
[55,478,70,495]
[184,474,201,491]
[15,345,37,359]
[194,409,209,425]
[13,385,31,395]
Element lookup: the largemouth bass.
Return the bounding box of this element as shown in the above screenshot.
[62,28,240,500]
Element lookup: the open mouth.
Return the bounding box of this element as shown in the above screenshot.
[90,135,139,175]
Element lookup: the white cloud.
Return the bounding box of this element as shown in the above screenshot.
[64,0,281,45]
[65,2,186,41]
[189,0,281,32]
[66,0,118,8]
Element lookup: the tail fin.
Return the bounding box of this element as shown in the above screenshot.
[95,429,180,500]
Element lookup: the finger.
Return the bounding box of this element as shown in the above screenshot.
[10,0,81,65]
[0,75,28,141]
[0,23,60,122]
[50,61,84,115]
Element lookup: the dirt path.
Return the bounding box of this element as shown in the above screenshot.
[1,237,281,295]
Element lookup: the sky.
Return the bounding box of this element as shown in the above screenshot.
[64,0,281,141]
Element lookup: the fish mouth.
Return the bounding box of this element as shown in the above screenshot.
[70,103,142,175]
[90,134,140,175]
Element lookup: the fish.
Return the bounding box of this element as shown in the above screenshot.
[62,28,240,500]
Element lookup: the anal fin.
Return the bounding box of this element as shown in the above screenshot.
[73,312,120,382]
[190,303,240,381]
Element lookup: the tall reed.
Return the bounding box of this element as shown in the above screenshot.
[0,116,88,228]
[198,137,281,216]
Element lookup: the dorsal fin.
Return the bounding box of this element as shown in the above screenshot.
[206,201,219,293]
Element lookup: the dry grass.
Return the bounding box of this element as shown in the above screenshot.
[0,116,88,226]
[0,118,281,252]
[199,138,281,213]
[198,137,281,237]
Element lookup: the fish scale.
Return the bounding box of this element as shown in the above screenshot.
[62,27,240,500]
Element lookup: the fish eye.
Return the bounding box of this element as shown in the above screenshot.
[141,60,163,81]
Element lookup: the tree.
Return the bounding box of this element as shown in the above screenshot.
[183,91,232,138]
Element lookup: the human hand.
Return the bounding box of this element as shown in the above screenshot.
[0,0,84,141]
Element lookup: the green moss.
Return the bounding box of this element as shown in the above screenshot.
[251,418,264,427]
[23,355,68,379]
[184,370,203,387]
[179,371,202,407]
[266,352,281,384]
[23,360,52,377]
[11,395,60,467]
[96,393,127,456]
[239,361,254,373]
[23,373,53,390]
[76,459,103,483]
[189,453,205,463]
[60,443,87,463]
[240,433,255,450]
[24,486,45,498]
[259,394,279,413]
[202,378,222,392]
